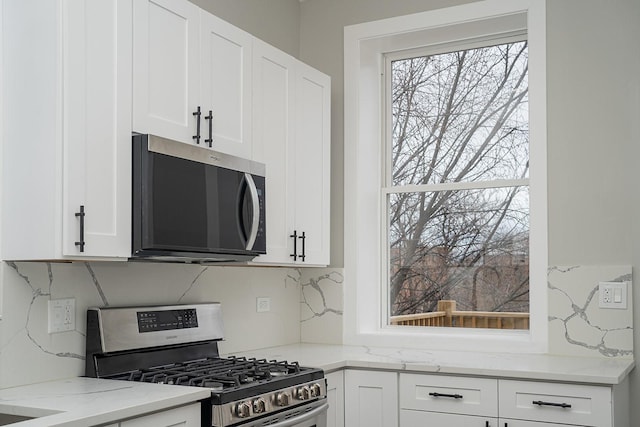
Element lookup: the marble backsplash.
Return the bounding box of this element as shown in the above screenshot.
[300,268,344,344]
[301,265,634,359]
[548,265,633,358]
[0,261,631,389]
[0,262,303,388]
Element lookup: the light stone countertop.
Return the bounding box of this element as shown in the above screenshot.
[0,377,211,427]
[227,343,635,385]
[0,345,633,426]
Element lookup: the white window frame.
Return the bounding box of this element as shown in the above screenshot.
[344,0,548,353]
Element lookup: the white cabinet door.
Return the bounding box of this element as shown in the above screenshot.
[132,0,200,144]
[344,370,397,427]
[499,380,612,427]
[399,373,498,418]
[292,61,331,265]
[498,420,569,427]
[326,371,345,427]
[251,45,331,266]
[120,403,200,427]
[2,0,131,261]
[251,38,296,264]
[62,0,132,258]
[401,410,498,427]
[200,11,252,157]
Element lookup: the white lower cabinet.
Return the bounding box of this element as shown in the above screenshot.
[341,370,628,427]
[499,379,622,427]
[401,410,498,426]
[497,420,568,427]
[326,371,345,427]
[344,370,398,427]
[111,403,201,427]
[399,373,498,426]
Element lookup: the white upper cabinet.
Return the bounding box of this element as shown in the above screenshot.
[3,0,329,262]
[2,0,132,261]
[251,40,331,266]
[132,0,200,145]
[63,0,132,258]
[292,62,331,265]
[251,39,297,264]
[133,0,253,158]
[200,13,253,158]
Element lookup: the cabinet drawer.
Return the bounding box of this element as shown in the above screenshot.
[401,409,497,427]
[400,373,498,417]
[499,380,612,426]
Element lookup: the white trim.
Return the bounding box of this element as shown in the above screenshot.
[383,179,530,195]
[344,0,547,353]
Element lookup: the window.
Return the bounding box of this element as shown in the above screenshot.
[344,0,547,352]
[385,40,531,329]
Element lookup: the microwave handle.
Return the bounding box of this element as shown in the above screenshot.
[243,173,260,250]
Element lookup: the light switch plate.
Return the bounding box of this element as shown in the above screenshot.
[48,298,76,333]
[598,282,627,309]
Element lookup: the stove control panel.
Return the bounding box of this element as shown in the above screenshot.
[137,308,198,333]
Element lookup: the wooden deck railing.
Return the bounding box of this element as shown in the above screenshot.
[389,300,529,330]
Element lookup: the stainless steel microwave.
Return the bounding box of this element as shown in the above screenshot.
[131,134,266,263]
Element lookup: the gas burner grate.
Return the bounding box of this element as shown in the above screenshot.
[103,356,306,390]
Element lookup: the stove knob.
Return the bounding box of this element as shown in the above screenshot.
[253,398,267,414]
[310,383,322,397]
[297,385,311,401]
[276,392,290,406]
[236,401,252,418]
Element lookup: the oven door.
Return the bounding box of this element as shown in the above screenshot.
[238,399,328,427]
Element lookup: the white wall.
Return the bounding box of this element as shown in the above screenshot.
[188,0,301,57]
[543,1,639,423]
[546,0,635,265]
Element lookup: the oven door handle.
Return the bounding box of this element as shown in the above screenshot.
[266,402,328,427]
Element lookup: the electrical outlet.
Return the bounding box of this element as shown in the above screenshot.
[256,297,271,313]
[599,282,627,309]
[48,298,76,333]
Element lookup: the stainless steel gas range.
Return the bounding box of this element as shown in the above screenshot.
[85,303,327,427]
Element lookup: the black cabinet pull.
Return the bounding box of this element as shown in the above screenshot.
[428,392,463,399]
[532,400,571,409]
[485,421,490,427]
[75,205,85,253]
[205,110,213,147]
[193,106,202,144]
[290,230,298,261]
[299,231,306,262]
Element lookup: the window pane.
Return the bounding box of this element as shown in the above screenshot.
[391,41,529,186]
[388,187,529,327]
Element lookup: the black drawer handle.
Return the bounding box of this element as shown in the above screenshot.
[429,392,463,399]
[532,400,572,409]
